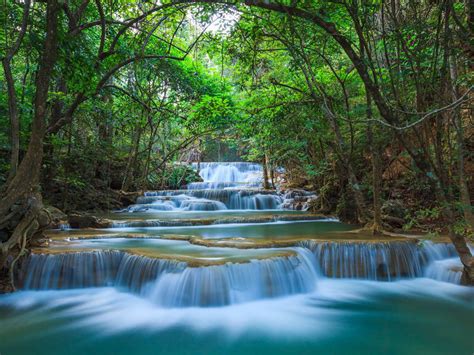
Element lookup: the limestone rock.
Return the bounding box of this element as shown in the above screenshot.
[44,206,68,229]
[280,189,318,211]
[68,213,111,229]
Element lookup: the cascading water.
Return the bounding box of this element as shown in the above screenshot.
[299,240,458,281]
[424,258,463,284]
[422,242,473,283]
[145,248,318,307]
[125,162,284,212]
[9,159,470,355]
[18,248,318,307]
[17,239,465,309]
[189,162,263,189]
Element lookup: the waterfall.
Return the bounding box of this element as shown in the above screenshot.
[17,248,318,307]
[299,240,458,281]
[17,240,467,309]
[19,251,124,289]
[144,248,318,307]
[424,258,463,284]
[122,162,285,212]
[189,162,263,189]
[421,242,472,283]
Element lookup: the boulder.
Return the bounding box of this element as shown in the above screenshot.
[281,189,318,211]
[44,206,68,229]
[68,213,111,229]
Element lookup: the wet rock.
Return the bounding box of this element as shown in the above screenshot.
[118,191,142,207]
[45,206,68,229]
[30,236,49,248]
[0,270,14,294]
[46,206,67,220]
[281,189,318,211]
[37,211,51,228]
[68,213,111,229]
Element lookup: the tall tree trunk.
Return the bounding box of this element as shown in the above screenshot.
[262,154,270,189]
[269,161,275,188]
[142,119,159,190]
[122,124,142,191]
[435,185,474,285]
[0,0,60,292]
[2,60,21,181]
[366,93,383,233]
[449,56,474,227]
[1,0,31,183]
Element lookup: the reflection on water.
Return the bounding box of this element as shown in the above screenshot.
[100,220,355,240]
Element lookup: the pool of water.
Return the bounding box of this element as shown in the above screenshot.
[5,161,473,354]
[1,279,472,355]
[104,210,313,220]
[42,237,296,262]
[56,220,356,241]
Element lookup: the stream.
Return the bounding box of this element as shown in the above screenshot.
[0,162,473,354]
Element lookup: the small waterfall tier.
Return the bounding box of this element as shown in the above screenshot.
[188,162,263,189]
[424,258,463,284]
[18,239,465,308]
[127,189,283,211]
[17,248,318,307]
[299,240,458,280]
[125,162,286,212]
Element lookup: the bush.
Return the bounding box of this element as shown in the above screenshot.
[157,165,202,190]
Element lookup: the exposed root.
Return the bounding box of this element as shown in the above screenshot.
[9,216,36,290]
[0,194,51,292]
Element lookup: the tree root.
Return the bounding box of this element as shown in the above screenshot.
[0,194,50,292]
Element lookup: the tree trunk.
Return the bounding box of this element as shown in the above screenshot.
[269,162,275,188]
[439,194,474,285]
[0,0,60,292]
[2,60,21,181]
[366,93,383,234]
[1,0,31,183]
[449,56,474,227]
[262,155,270,189]
[122,124,142,191]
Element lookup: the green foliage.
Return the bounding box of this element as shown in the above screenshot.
[189,95,234,131]
[0,0,471,236]
[403,207,443,232]
[157,165,201,190]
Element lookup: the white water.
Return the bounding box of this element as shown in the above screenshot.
[18,239,466,309]
[189,162,263,189]
[19,248,318,307]
[125,162,283,212]
[5,278,472,336]
[300,240,458,280]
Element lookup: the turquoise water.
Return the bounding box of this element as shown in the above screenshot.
[101,220,356,240]
[8,218,471,354]
[1,279,473,355]
[43,237,296,261]
[105,210,313,220]
[3,161,473,354]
